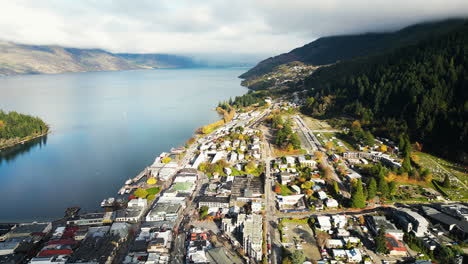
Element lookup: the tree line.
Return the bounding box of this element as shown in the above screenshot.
[301,22,468,162]
[0,110,49,141]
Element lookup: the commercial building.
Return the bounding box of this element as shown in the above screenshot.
[242,214,263,262]
[198,196,230,209]
[146,203,182,222]
[393,208,429,237]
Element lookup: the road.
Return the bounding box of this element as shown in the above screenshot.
[294,115,350,198]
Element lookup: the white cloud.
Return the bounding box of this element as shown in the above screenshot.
[0,0,467,58]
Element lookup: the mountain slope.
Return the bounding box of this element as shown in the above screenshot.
[240,19,467,80]
[0,41,197,76]
[301,21,468,162]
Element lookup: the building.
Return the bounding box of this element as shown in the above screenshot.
[326,198,339,208]
[115,198,148,223]
[277,194,305,210]
[146,203,182,222]
[298,156,317,168]
[317,216,332,231]
[280,171,295,185]
[394,208,429,237]
[242,214,263,262]
[285,156,296,167]
[422,206,468,241]
[198,196,230,209]
[66,213,106,226]
[385,234,407,256]
[251,201,262,213]
[367,216,404,241]
[5,222,51,239]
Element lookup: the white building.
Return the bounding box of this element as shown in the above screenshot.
[317,216,332,231]
[298,156,317,168]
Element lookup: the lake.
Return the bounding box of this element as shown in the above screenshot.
[0,68,247,222]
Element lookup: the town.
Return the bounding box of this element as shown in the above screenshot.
[0,98,467,264]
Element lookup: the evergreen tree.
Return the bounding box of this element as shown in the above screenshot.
[367,178,377,200]
[375,228,389,254]
[351,179,366,208]
[442,175,451,188]
[378,176,388,199]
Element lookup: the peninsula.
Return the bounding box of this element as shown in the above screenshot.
[0,110,49,150]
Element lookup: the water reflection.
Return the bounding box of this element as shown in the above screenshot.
[0,135,48,164]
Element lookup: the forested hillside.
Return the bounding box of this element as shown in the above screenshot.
[240,19,466,81]
[301,22,468,162]
[0,110,49,148]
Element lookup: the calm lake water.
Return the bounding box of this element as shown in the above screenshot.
[0,68,247,222]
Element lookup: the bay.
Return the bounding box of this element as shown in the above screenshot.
[0,68,247,222]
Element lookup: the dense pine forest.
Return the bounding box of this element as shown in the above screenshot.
[0,110,49,148]
[301,22,468,162]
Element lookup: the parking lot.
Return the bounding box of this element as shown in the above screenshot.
[282,222,321,260]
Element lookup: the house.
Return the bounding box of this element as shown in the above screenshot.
[291,185,301,194]
[298,156,317,168]
[337,229,350,237]
[332,249,347,259]
[280,171,295,185]
[346,248,362,263]
[385,234,407,256]
[317,191,328,200]
[317,216,332,231]
[326,198,339,208]
[327,239,344,248]
[331,215,347,228]
[285,156,296,167]
[311,200,324,210]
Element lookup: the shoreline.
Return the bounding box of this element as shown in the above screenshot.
[0,131,50,152]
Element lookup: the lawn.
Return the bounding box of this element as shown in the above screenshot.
[278,184,294,196]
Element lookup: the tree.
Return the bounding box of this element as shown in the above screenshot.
[378,176,389,198]
[375,228,389,254]
[161,157,172,163]
[442,175,451,188]
[274,185,281,193]
[199,206,209,219]
[316,231,330,248]
[351,179,366,208]
[388,181,397,197]
[134,188,148,199]
[333,181,340,195]
[281,257,292,264]
[245,161,258,174]
[146,177,157,185]
[302,181,313,189]
[290,250,306,264]
[367,178,377,200]
[402,155,412,173]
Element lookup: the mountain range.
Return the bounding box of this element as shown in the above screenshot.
[240,19,467,80]
[0,41,198,76]
[241,18,468,162]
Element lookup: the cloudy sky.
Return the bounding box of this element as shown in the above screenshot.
[1,0,468,59]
